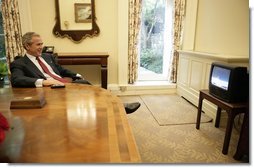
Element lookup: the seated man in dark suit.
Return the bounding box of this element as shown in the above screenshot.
[10,32,140,114]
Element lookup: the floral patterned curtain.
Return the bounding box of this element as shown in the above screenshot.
[169,0,186,83]
[128,0,142,84]
[1,0,24,67]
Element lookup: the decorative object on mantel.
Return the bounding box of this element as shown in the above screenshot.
[53,0,100,43]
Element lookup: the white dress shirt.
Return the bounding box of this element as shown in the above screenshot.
[26,53,83,87]
[26,54,63,87]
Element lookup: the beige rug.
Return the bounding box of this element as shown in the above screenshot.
[119,95,243,163]
[141,94,212,126]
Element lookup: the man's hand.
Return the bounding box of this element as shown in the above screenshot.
[75,74,84,80]
[42,79,65,86]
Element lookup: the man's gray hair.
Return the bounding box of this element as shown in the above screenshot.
[22,32,40,50]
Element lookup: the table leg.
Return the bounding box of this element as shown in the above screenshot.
[215,107,222,128]
[234,112,249,161]
[222,110,235,155]
[196,93,203,129]
[101,66,107,89]
[101,57,108,89]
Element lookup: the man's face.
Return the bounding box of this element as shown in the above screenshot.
[26,36,43,57]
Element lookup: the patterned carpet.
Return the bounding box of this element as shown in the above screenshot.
[119,94,247,163]
[141,94,212,125]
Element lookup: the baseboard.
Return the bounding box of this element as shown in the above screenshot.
[107,83,177,96]
[177,85,226,122]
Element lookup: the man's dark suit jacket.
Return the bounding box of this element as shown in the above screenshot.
[10,53,77,87]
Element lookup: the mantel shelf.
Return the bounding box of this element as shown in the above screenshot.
[178,50,249,63]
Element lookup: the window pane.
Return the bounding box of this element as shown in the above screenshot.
[0,3,3,34]
[138,0,173,81]
[0,35,5,58]
[140,0,165,74]
[0,2,6,59]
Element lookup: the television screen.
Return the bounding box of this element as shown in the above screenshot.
[209,62,249,102]
[211,66,230,90]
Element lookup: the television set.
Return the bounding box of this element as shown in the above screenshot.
[209,62,249,103]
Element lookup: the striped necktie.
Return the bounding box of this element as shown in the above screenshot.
[36,57,68,83]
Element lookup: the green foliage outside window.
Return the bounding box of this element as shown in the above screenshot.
[140,49,162,74]
[0,61,8,78]
[140,0,165,74]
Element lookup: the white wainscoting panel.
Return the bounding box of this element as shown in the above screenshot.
[177,50,249,121]
[178,57,189,87]
[189,60,203,92]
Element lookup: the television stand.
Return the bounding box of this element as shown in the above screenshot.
[196,90,248,155]
[233,110,249,161]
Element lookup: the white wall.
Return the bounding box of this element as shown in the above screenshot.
[195,0,249,56]
[182,0,249,58]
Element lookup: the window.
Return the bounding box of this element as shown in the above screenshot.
[138,0,173,81]
[0,0,9,85]
[0,0,6,61]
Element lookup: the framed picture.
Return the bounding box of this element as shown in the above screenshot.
[75,3,92,23]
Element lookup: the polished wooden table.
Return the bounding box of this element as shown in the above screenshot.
[56,52,109,89]
[0,84,140,163]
